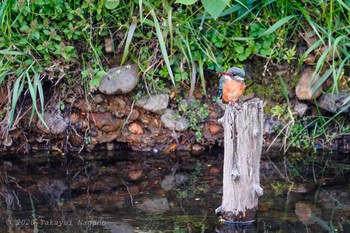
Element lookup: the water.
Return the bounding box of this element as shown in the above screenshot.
[0,150,349,232]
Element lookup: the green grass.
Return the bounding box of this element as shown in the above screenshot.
[1,0,350,151]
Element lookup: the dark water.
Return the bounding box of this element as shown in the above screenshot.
[0,150,349,232]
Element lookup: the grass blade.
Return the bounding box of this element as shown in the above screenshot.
[336,0,350,11]
[260,15,296,37]
[198,58,207,97]
[26,73,47,128]
[139,0,143,25]
[311,46,330,84]
[32,67,45,115]
[150,9,176,87]
[278,76,289,101]
[0,0,8,24]
[120,20,137,65]
[8,75,25,129]
[0,49,25,55]
[311,68,332,95]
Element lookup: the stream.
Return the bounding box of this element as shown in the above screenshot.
[0,150,349,232]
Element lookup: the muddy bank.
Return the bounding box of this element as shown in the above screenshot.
[1,57,350,153]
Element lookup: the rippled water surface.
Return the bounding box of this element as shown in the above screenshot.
[0,150,349,232]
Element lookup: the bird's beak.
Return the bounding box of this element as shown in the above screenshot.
[216,72,232,77]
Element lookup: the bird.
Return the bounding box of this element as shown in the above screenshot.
[217,67,245,104]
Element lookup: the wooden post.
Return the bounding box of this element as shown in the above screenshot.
[216,98,264,223]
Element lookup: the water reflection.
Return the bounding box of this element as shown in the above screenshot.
[0,150,349,232]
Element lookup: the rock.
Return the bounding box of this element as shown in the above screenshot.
[295,66,322,100]
[69,134,84,146]
[128,109,139,121]
[104,221,135,233]
[89,112,121,132]
[104,37,113,53]
[136,94,169,114]
[106,142,114,151]
[160,109,189,131]
[114,111,125,118]
[97,105,105,112]
[110,96,127,109]
[263,114,283,135]
[37,112,68,135]
[93,94,104,104]
[95,133,117,144]
[137,197,170,213]
[160,174,175,191]
[208,123,221,135]
[128,170,143,181]
[295,202,314,225]
[163,143,177,153]
[294,102,308,117]
[192,144,203,152]
[128,122,143,134]
[175,118,190,131]
[175,173,188,185]
[99,64,139,95]
[70,113,79,125]
[209,167,220,174]
[317,93,350,113]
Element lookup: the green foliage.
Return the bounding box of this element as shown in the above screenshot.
[0,0,125,129]
[175,0,229,19]
[178,98,209,143]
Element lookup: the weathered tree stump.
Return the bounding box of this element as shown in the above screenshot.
[216,98,264,224]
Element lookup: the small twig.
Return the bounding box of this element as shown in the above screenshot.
[122,99,136,130]
[122,179,134,206]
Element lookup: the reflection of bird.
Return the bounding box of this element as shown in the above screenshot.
[217,67,245,103]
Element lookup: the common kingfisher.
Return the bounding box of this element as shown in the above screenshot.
[217,67,245,103]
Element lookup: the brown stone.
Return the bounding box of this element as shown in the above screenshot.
[209,167,220,174]
[163,143,177,153]
[95,133,117,144]
[295,66,322,100]
[128,122,143,134]
[129,109,140,121]
[70,113,80,124]
[192,144,203,152]
[89,112,121,132]
[295,202,314,225]
[209,110,218,119]
[112,96,127,109]
[127,185,140,193]
[69,134,84,146]
[208,123,221,135]
[128,170,143,181]
[128,135,138,143]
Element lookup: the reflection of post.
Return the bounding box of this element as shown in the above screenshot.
[216,98,264,223]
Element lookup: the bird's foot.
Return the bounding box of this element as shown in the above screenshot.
[237,98,244,105]
[218,216,226,224]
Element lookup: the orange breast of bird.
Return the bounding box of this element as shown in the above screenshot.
[222,78,245,103]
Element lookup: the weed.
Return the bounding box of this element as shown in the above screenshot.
[178,98,209,143]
